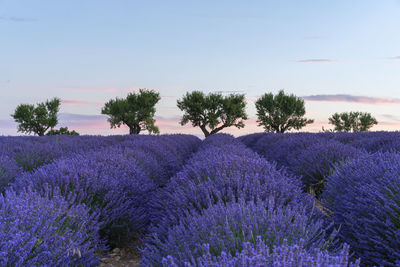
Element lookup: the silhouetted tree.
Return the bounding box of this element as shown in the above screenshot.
[102,89,161,134]
[11,98,60,136]
[328,111,377,132]
[255,90,313,133]
[46,127,79,135]
[177,91,247,137]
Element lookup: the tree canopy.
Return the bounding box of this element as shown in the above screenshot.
[328,111,377,132]
[101,89,161,134]
[11,98,60,136]
[46,127,79,136]
[177,91,247,137]
[255,90,313,133]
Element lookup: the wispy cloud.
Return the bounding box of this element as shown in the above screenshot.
[380,114,400,122]
[70,86,141,93]
[303,36,323,40]
[0,119,17,129]
[296,59,336,64]
[0,16,37,22]
[191,13,266,21]
[59,113,107,121]
[384,56,400,60]
[62,99,104,106]
[302,94,400,105]
[58,113,108,128]
[213,90,245,94]
[155,116,193,132]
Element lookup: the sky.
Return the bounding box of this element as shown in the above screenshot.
[1,0,400,137]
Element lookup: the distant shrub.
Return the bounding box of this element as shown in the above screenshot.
[117,140,181,186]
[237,132,265,147]
[251,133,325,168]
[143,200,335,266]
[0,135,123,173]
[323,152,400,266]
[163,238,360,267]
[197,133,238,150]
[0,187,103,266]
[117,135,201,186]
[327,131,358,144]
[347,131,400,153]
[46,126,79,135]
[287,140,363,195]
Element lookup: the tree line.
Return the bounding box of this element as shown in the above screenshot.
[11,89,378,137]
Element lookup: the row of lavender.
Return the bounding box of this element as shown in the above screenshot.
[239,131,400,266]
[0,134,201,266]
[140,134,359,266]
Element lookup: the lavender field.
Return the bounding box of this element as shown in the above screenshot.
[1,132,400,266]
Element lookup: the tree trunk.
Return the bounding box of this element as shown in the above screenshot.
[200,125,210,138]
[129,124,141,134]
[209,125,226,135]
[37,129,45,136]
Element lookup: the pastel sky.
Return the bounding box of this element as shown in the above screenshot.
[1,0,400,137]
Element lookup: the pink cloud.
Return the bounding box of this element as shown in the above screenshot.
[155,116,196,133]
[302,94,400,105]
[71,86,142,93]
[62,99,104,106]
[244,97,258,103]
[154,116,258,137]
[58,113,109,129]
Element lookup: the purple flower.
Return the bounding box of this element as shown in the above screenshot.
[0,187,103,266]
[144,199,338,266]
[322,152,400,266]
[287,140,364,195]
[163,238,360,267]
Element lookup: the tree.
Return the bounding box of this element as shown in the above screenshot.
[46,127,79,136]
[177,91,247,137]
[11,98,60,136]
[328,111,377,132]
[255,90,313,133]
[101,89,161,134]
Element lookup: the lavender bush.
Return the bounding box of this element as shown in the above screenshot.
[0,155,23,193]
[0,187,103,266]
[323,152,400,266]
[12,135,200,247]
[249,133,326,168]
[346,131,400,153]
[148,134,310,240]
[287,140,363,195]
[162,238,360,267]
[237,132,265,148]
[144,200,336,266]
[0,135,119,173]
[12,147,158,246]
[143,134,332,265]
